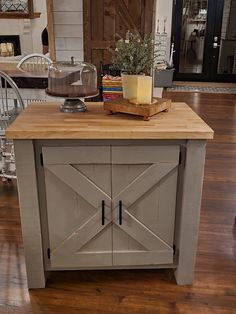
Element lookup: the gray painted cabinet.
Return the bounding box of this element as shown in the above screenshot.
[9,102,213,288]
[42,145,180,269]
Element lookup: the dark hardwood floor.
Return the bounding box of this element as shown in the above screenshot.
[0,92,236,313]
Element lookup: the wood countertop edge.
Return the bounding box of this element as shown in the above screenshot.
[6,130,214,140]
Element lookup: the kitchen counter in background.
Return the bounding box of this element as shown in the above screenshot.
[0,61,48,89]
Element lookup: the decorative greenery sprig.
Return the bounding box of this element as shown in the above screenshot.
[113,31,161,76]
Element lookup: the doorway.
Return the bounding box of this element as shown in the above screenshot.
[172,0,236,82]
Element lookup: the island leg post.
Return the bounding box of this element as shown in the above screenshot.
[14,140,46,289]
[175,140,206,285]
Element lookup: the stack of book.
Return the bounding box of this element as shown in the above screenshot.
[102,75,123,101]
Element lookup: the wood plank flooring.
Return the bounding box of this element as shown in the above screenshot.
[0,92,236,313]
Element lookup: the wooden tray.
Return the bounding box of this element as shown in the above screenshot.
[103,97,172,121]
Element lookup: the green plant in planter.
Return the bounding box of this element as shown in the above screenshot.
[113,31,156,76]
[112,31,166,103]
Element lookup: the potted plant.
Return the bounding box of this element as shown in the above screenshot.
[113,31,165,104]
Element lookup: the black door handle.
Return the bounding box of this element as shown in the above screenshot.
[119,200,122,225]
[102,200,105,225]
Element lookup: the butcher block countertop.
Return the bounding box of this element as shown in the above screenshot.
[6,102,214,140]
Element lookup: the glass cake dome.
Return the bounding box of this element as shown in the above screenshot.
[46,57,98,112]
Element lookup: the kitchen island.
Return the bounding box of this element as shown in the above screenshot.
[6,102,214,289]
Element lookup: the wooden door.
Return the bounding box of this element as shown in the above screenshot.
[83,0,156,73]
[111,146,180,266]
[43,146,112,268]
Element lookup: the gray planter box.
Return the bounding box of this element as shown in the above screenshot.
[154,69,174,88]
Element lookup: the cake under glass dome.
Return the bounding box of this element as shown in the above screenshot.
[46,58,98,112]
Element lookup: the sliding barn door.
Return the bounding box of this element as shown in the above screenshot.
[83,0,156,71]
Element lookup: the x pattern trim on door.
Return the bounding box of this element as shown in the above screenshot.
[112,163,178,253]
[45,164,111,256]
[45,159,178,267]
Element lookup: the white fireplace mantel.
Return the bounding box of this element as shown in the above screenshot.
[0,0,47,56]
[0,18,33,55]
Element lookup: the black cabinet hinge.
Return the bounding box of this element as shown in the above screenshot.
[179,151,182,165]
[179,149,186,168]
[47,248,51,259]
[40,153,44,166]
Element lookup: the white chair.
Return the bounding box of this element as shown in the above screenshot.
[17,53,53,73]
[16,53,54,105]
[0,70,24,180]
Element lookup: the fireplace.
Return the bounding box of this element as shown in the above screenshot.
[0,35,21,57]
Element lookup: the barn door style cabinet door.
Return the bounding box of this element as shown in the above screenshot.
[42,145,180,269]
[43,146,113,268]
[112,146,179,266]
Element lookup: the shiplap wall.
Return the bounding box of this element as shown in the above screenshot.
[53,0,84,62]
